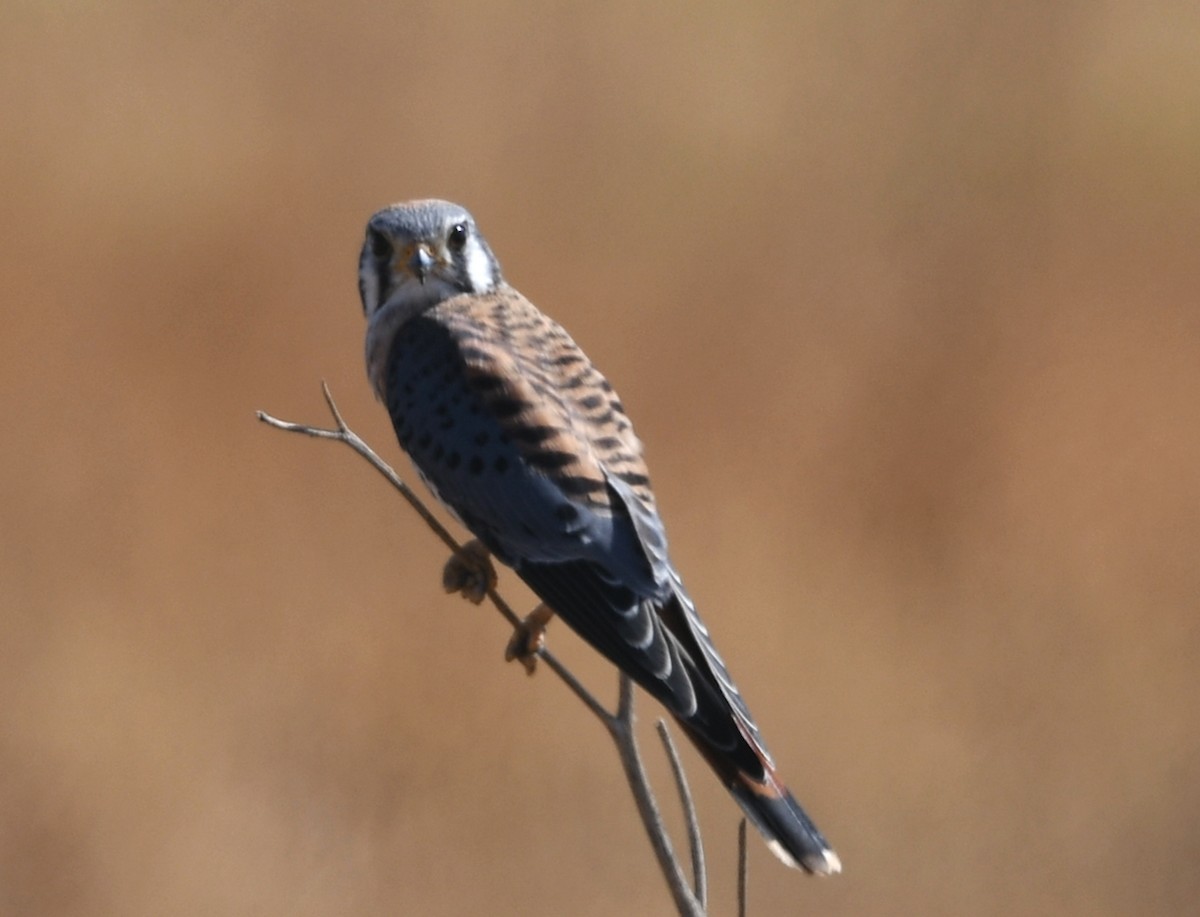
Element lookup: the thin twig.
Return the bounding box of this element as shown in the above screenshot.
[656,720,706,908]
[258,384,707,916]
[606,680,704,917]
[737,818,748,917]
[534,647,613,723]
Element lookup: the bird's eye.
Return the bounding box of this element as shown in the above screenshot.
[368,229,392,260]
[447,222,469,252]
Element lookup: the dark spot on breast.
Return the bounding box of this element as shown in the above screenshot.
[468,456,485,475]
[473,432,490,447]
[560,373,586,390]
[490,396,526,418]
[557,475,607,496]
[512,425,557,444]
[446,452,461,470]
[617,471,651,488]
[528,450,576,471]
[493,457,509,473]
[471,372,506,392]
[416,432,432,450]
[577,394,604,411]
[432,444,444,461]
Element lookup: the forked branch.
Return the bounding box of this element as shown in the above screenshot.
[258,383,709,916]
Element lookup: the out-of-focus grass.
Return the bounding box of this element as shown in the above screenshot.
[2,3,1198,914]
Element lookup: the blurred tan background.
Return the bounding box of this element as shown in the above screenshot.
[3,2,1198,914]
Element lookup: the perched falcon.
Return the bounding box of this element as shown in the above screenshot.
[360,199,839,875]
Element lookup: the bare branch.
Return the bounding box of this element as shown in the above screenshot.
[259,386,461,559]
[606,682,704,917]
[258,386,708,915]
[657,720,706,909]
[534,648,614,724]
[737,818,748,917]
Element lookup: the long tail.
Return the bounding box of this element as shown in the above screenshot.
[680,722,840,875]
[726,767,841,875]
[513,558,840,872]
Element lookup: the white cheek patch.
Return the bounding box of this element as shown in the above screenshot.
[464,237,497,292]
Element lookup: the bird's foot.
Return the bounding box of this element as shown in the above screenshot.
[505,603,555,675]
[442,539,497,605]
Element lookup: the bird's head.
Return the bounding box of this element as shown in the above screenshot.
[358,200,502,320]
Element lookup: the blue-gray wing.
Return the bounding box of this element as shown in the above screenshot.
[380,288,771,771]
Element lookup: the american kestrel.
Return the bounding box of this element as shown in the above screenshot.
[360,199,839,875]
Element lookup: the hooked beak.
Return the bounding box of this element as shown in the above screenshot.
[405,243,436,285]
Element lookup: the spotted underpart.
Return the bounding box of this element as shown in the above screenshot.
[363,199,839,875]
